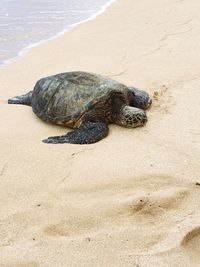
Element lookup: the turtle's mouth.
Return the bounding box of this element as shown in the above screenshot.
[145,98,152,109]
[137,99,152,110]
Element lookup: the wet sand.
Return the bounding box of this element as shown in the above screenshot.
[0,0,200,266]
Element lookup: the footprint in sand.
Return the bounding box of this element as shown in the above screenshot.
[178,225,200,265]
[148,219,200,257]
[119,185,190,222]
[181,226,200,246]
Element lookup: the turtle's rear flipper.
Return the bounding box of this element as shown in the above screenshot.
[42,122,109,144]
[8,91,32,106]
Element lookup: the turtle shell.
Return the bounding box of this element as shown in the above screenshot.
[32,71,128,127]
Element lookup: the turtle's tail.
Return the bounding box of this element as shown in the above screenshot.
[8,91,32,106]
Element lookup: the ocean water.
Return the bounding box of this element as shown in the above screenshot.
[0,0,115,67]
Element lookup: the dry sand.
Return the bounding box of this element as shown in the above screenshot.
[0,0,200,266]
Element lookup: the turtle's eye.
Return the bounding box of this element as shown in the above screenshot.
[132,90,136,96]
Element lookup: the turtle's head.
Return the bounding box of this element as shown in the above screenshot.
[119,105,147,128]
[128,87,152,110]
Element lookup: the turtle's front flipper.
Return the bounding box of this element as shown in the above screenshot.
[8,91,32,106]
[42,122,109,145]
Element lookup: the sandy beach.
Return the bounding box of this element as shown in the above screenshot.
[0,0,200,266]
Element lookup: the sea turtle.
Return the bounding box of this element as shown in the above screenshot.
[8,71,152,144]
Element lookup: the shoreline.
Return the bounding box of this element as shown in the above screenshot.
[0,0,116,69]
[0,0,200,266]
